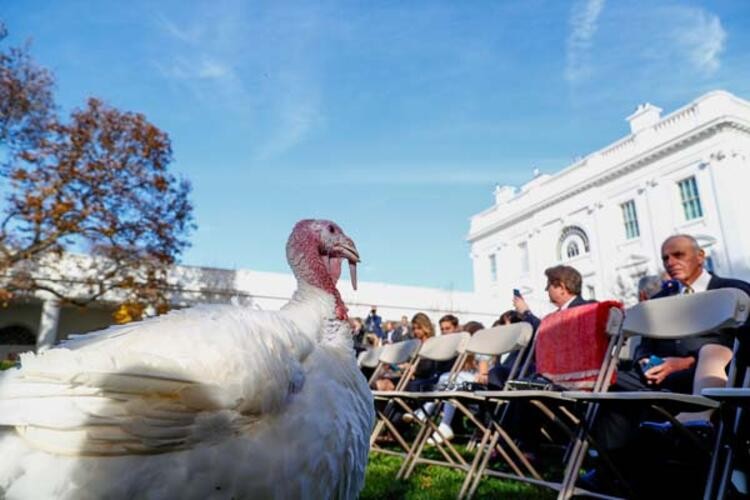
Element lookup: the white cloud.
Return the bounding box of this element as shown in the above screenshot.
[565,0,606,83]
[158,16,203,45]
[671,8,726,76]
[157,57,232,81]
[155,7,326,160]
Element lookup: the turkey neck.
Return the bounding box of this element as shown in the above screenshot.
[282,282,338,339]
[286,231,348,321]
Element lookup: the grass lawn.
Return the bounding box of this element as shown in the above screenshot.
[361,453,556,500]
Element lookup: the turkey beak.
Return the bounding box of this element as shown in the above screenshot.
[349,260,358,291]
[335,238,360,291]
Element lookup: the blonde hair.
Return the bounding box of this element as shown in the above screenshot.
[411,312,435,339]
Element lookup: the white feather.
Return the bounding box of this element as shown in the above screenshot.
[0,282,375,499]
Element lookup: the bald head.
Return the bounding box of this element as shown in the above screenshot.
[662,234,701,252]
[661,234,705,285]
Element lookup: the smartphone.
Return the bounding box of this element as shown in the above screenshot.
[513,289,522,298]
[641,354,664,373]
[661,279,680,296]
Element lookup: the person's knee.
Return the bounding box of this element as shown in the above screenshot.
[696,343,733,375]
[694,343,733,392]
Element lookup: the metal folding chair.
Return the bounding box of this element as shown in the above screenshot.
[703,332,750,499]
[396,322,534,483]
[464,301,625,499]
[559,288,750,499]
[368,339,422,457]
[369,334,469,463]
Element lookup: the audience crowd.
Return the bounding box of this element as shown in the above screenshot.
[357,233,750,496]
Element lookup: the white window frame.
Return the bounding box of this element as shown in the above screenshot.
[620,199,640,240]
[677,176,703,221]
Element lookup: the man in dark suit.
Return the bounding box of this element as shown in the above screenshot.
[508,265,594,376]
[586,234,750,492]
[632,234,750,396]
[494,265,595,457]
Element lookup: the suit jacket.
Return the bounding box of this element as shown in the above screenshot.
[634,274,750,363]
[520,295,593,332]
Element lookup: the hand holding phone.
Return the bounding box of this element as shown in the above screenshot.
[512,288,529,314]
[640,355,664,373]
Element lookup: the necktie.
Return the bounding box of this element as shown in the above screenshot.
[684,285,694,294]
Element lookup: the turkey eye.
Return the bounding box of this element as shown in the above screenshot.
[328,225,335,234]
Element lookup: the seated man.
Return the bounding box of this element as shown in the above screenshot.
[587,234,750,491]
[506,264,594,378]
[488,267,596,458]
[629,235,750,415]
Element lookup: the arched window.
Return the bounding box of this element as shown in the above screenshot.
[0,325,36,345]
[566,241,580,258]
[558,225,590,261]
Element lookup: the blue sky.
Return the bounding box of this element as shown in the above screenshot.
[3,0,750,291]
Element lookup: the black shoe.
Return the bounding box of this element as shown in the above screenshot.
[639,419,714,441]
[639,420,673,436]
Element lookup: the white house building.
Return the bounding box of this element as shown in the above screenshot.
[468,90,750,315]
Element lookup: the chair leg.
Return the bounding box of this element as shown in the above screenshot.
[704,416,728,500]
[459,428,492,499]
[369,416,387,447]
[397,408,433,479]
[467,431,501,499]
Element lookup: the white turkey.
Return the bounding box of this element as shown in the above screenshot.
[0,219,374,500]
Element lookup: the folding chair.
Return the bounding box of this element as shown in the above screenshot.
[357,345,383,370]
[703,319,750,499]
[396,322,534,482]
[702,386,750,499]
[559,288,750,499]
[464,301,625,499]
[369,334,469,461]
[368,339,422,457]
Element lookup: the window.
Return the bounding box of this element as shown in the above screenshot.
[620,200,640,239]
[489,254,497,282]
[557,225,590,261]
[519,242,529,275]
[678,176,703,220]
[566,241,580,258]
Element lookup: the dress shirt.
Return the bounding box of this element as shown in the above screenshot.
[558,296,577,311]
[683,270,711,294]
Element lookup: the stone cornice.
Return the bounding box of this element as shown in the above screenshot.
[467,115,750,243]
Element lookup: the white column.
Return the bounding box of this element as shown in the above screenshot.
[37,299,61,350]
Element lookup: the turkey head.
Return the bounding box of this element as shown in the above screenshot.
[286,219,359,320]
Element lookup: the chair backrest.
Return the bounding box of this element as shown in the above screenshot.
[358,346,384,369]
[622,288,750,339]
[417,332,471,361]
[378,339,422,365]
[368,339,423,388]
[464,323,534,357]
[535,301,624,391]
